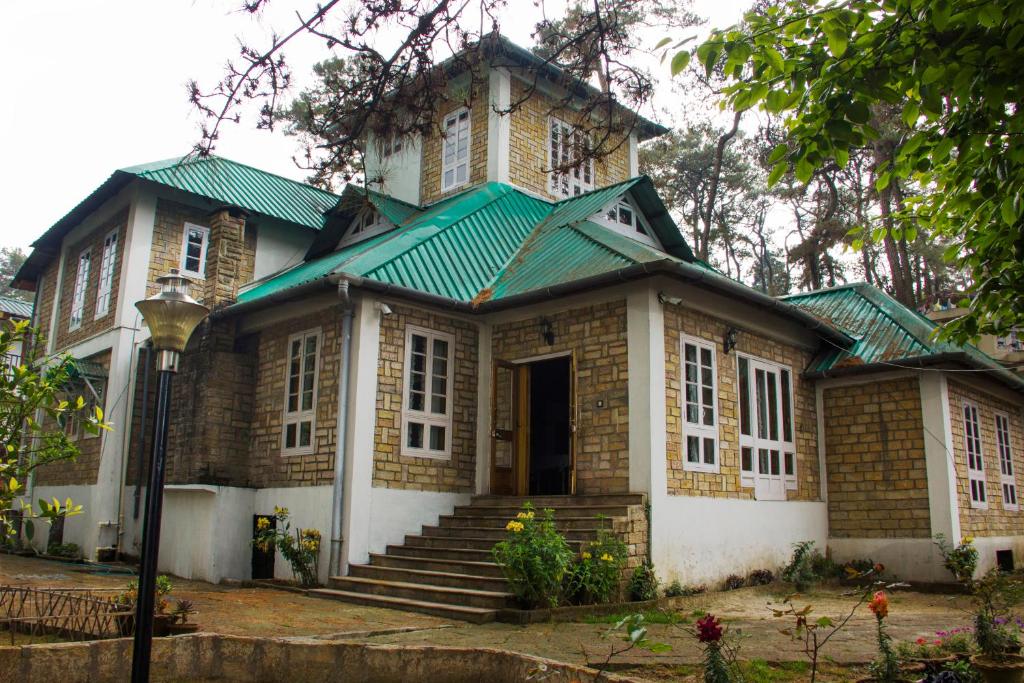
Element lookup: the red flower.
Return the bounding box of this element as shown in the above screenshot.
[868,591,889,619]
[696,614,723,643]
[916,637,927,645]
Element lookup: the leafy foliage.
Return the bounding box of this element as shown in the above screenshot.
[491,504,572,609]
[253,506,322,587]
[563,526,628,605]
[0,248,30,302]
[781,540,823,591]
[628,559,660,602]
[687,0,1024,341]
[934,534,979,584]
[748,568,774,586]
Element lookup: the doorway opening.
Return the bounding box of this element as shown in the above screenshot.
[528,356,572,495]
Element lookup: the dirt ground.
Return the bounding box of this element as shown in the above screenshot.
[0,554,980,681]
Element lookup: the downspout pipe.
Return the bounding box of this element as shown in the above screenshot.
[329,279,355,577]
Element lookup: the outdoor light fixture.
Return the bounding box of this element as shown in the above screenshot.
[130,270,208,683]
[657,291,683,306]
[540,318,555,346]
[723,326,739,354]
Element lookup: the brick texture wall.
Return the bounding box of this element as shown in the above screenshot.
[34,260,59,350]
[823,377,931,539]
[507,78,632,200]
[419,87,490,206]
[663,304,820,501]
[33,350,112,486]
[949,380,1024,537]
[53,210,128,351]
[374,304,479,493]
[491,300,630,494]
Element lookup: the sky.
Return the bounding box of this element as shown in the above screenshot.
[0,0,747,255]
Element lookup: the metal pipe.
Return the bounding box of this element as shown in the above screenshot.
[133,344,152,519]
[329,280,354,577]
[130,350,177,683]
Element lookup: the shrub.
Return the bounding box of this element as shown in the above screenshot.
[723,574,745,591]
[628,559,659,602]
[663,580,705,598]
[935,534,979,584]
[748,569,774,586]
[114,574,173,613]
[46,542,80,559]
[563,528,627,605]
[492,504,572,608]
[253,506,321,587]
[782,540,823,590]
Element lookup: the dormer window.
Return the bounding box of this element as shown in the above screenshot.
[441,108,471,192]
[549,117,594,197]
[381,134,403,159]
[339,205,393,247]
[593,195,661,248]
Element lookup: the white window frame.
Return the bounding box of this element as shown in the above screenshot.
[963,400,987,509]
[281,328,321,456]
[737,352,797,500]
[592,194,662,248]
[441,108,471,193]
[548,117,595,197]
[380,133,404,159]
[94,228,118,319]
[339,207,393,248]
[996,411,1017,511]
[69,248,91,331]
[179,223,210,279]
[401,325,455,459]
[680,335,719,473]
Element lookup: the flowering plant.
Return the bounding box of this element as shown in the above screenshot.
[252,506,321,587]
[867,591,901,682]
[934,534,979,584]
[492,503,572,608]
[690,613,741,682]
[563,526,627,605]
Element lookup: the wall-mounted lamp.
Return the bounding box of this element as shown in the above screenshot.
[375,302,393,316]
[540,318,555,346]
[658,292,683,306]
[723,327,739,354]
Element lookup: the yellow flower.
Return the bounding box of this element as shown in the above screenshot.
[516,511,535,520]
[273,505,289,517]
[505,520,525,533]
[963,536,975,544]
[600,553,613,562]
[582,552,592,560]
[256,516,270,530]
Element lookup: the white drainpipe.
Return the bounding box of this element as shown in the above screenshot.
[329,279,354,576]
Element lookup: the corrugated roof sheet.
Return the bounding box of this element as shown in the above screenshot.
[0,296,33,319]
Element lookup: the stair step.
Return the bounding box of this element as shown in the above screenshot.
[386,544,498,562]
[404,535,584,552]
[309,588,497,624]
[439,514,614,530]
[328,576,514,610]
[349,564,509,592]
[472,494,645,507]
[454,504,630,518]
[368,553,505,578]
[422,525,602,541]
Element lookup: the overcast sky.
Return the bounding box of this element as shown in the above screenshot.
[0,0,746,254]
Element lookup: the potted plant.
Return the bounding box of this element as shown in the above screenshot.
[165,599,200,635]
[969,570,1024,683]
[896,637,958,674]
[110,575,175,637]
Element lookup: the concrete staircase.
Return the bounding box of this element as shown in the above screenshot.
[310,493,645,623]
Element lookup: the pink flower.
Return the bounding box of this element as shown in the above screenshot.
[696,614,723,643]
[868,591,889,619]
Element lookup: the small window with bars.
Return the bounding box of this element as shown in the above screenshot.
[548,117,594,197]
[996,412,1017,510]
[95,229,118,318]
[680,336,718,472]
[180,223,210,278]
[69,249,91,331]
[964,401,987,508]
[441,108,471,192]
[282,329,320,455]
[402,326,454,458]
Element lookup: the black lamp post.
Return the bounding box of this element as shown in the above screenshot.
[130,270,208,683]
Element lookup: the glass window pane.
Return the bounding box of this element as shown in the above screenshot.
[755,369,767,439]
[410,391,425,412]
[739,358,751,436]
[684,344,696,363]
[407,422,424,449]
[285,423,296,448]
[429,425,446,451]
[299,421,312,447]
[784,452,795,476]
[687,435,700,463]
[781,370,793,443]
[412,334,426,354]
[767,372,779,441]
[770,450,781,475]
[741,446,753,472]
[703,437,715,465]
[431,396,447,414]
[686,403,698,424]
[700,347,712,366]
[758,448,769,475]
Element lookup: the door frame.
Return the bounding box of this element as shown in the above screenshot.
[489,351,577,495]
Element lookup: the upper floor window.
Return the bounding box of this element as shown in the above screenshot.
[996,328,1023,352]
[282,329,321,455]
[680,336,718,473]
[339,206,393,247]
[69,248,91,331]
[402,326,454,458]
[381,134,403,159]
[593,195,660,248]
[963,401,987,508]
[737,354,797,500]
[549,117,594,197]
[180,223,210,278]
[996,412,1017,510]
[60,375,105,441]
[441,108,471,192]
[95,229,118,319]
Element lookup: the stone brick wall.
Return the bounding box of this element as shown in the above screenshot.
[823,377,931,539]
[663,304,820,501]
[34,260,59,350]
[53,209,128,351]
[33,350,112,486]
[948,380,1024,537]
[419,86,490,206]
[491,300,630,494]
[374,304,479,492]
[507,78,632,200]
[245,312,342,488]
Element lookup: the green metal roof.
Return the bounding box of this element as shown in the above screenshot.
[784,283,1024,390]
[0,296,33,319]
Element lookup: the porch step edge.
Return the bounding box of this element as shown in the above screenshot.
[309,588,497,623]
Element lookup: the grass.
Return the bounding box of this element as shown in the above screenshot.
[739,659,811,682]
[581,608,691,625]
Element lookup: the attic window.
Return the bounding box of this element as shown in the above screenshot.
[548,118,594,197]
[339,206,392,247]
[592,195,661,248]
[381,134,403,159]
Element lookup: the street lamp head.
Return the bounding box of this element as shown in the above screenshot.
[135,270,209,372]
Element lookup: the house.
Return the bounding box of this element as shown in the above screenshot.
[924,300,1024,375]
[12,35,1024,619]
[0,295,33,369]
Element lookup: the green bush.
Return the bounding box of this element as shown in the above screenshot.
[492,504,572,608]
[723,574,745,591]
[46,542,80,559]
[747,569,774,586]
[563,528,627,605]
[782,540,823,590]
[935,534,979,584]
[628,559,659,602]
[664,580,706,598]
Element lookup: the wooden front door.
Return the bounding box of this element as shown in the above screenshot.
[490,360,521,495]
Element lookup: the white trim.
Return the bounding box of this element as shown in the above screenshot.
[995,411,1018,511]
[679,334,719,473]
[94,228,119,319]
[400,325,455,459]
[736,351,797,499]
[281,327,322,456]
[963,399,988,509]
[628,132,639,177]
[68,247,91,332]
[919,373,961,541]
[591,193,662,249]
[179,222,210,279]
[815,382,828,502]
[441,107,471,193]
[547,116,595,197]
[626,288,667,498]
[508,349,572,365]
[338,207,393,248]
[487,67,511,184]
[475,321,493,494]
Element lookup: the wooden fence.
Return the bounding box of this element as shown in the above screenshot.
[0,585,131,644]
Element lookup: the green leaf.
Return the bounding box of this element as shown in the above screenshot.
[765,89,789,113]
[763,47,785,72]
[875,170,892,192]
[795,158,815,184]
[670,50,691,76]
[653,37,672,51]
[768,160,788,186]
[823,22,848,58]
[768,143,789,164]
[846,100,871,124]
[902,102,920,128]
[1001,197,1018,225]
